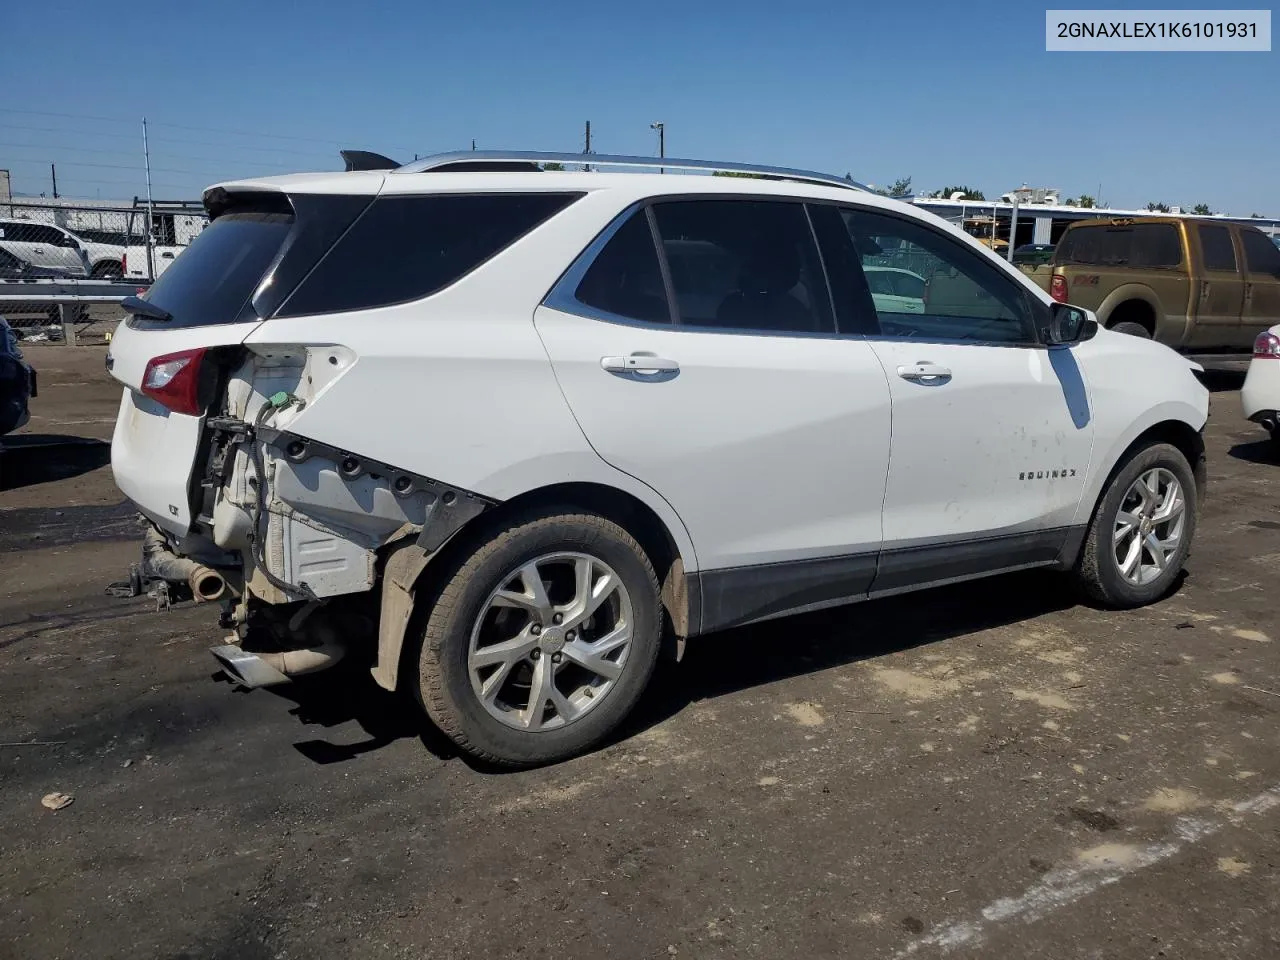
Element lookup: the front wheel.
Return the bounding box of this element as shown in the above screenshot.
[416,511,663,767]
[1074,442,1196,608]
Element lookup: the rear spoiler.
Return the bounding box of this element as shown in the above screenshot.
[340,150,402,172]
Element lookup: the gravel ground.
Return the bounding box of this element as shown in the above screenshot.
[1,345,1277,960]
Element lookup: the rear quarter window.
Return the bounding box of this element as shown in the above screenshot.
[277,192,582,317]
[1056,223,1181,268]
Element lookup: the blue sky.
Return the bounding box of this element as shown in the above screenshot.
[2,0,1275,214]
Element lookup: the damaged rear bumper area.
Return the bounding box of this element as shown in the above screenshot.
[118,401,496,691]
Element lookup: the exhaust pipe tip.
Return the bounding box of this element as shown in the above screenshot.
[1261,416,1277,433]
[189,568,227,603]
[210,644,291,689]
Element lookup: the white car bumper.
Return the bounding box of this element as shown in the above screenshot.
[1242,355,1280,427]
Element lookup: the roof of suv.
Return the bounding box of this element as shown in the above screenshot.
[208,169,913,210]
[209,149,881,204]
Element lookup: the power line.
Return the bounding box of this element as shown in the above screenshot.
[0,140,323,170]
[0,106,416,153]
[2,121,340,159]
[0,122,140,142]
[0,154,298,178]
[0,106,126,124]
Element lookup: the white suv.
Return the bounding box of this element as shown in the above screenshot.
[106,152,1210,766]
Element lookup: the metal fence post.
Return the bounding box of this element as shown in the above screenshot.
[60,303,78,345]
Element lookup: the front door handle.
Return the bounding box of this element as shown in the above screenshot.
[897,361,952,384]
[601,355,680,375]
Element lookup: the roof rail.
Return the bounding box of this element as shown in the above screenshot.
[392,150,867,192]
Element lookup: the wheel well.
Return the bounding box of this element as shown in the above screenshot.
[1105,420,1207,501]
[494,483,683,584]
[383,482,691,692]
[1105,299,1156,335]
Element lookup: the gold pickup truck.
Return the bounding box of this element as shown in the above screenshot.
[1029,217,1280,350]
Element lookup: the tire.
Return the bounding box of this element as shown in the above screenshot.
[416,510,662,767]
[1075,442,1197,608]
[1110,320,1152,339]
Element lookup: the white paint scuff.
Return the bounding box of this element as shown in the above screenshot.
[896,785,1280,957]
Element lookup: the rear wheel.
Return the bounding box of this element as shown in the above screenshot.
[1110,320,1152,339]
[416,511,662,767]
[1075,442,1196,607]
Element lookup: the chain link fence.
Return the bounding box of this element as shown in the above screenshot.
[0,198,207,341]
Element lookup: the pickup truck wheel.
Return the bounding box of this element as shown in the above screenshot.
[1110,320,1152,339]
[1075,442,1196,608]
[416,510,662,767]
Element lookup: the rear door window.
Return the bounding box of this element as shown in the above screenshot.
[279,193,582,317]
[141,211,294,328]
[649,199,833,334]
[1240,229,1280,276]
[1198,224,1237,272]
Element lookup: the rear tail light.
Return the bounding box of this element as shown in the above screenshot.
[1050,274,1068,303]
[1255,331,1280,359]
[142,347,208,415]
[121,252,127,273]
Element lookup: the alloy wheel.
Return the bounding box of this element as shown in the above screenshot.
[1112,467,1186,586]
[467,552,634,731]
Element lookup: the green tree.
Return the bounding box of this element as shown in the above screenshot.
[934,185,986,201]
[1075,195,1096,208]
[1146,201,1171,213]
[541,162,565,171]
[1192,203,1212,215]
[887,176,912,198]
[1251,213,1264,218]
[712,170,762,178]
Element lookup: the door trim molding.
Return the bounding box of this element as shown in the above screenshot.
[692,526,1086,636]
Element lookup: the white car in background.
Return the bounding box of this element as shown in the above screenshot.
[105,151,1209,767]
[1242,325,1280,448]
[863,265,926,314]
[0,219,90,277]
[71,229,133,279]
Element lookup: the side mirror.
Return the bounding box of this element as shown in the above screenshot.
[1047,303,1098,345]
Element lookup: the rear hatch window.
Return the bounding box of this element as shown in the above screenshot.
[1056,223,1181,268]
[139,208,294,328]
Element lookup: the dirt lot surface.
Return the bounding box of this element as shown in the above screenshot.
[2,345,1278,960]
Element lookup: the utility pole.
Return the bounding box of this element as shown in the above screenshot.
[142,117,156,280]
[50,163,58,199]
[471,138,476,151]
[584,120,591,171]
[650,122,664,174]
[1007,195,1019,262]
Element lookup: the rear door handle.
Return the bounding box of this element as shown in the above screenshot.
[897,361,952,384]
[601,355,680,375]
